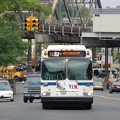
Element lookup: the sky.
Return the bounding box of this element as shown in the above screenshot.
[100,0,120,8]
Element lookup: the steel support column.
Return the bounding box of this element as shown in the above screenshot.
[92,47,97,62]
[105,42,108,81]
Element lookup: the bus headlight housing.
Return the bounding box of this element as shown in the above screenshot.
[41,91,50,96]
[83,91,93,96]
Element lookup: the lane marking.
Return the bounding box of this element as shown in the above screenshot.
[94,95,120,101]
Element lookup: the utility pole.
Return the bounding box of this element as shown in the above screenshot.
[35,42,41,71]
[27,39,32,72]
[105,45,109,81]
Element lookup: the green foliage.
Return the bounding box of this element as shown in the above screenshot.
[0,20,29,66]
[0,0,52,21]
[115,53,120,60]
[0,0,51,66]
[97,48,101,53]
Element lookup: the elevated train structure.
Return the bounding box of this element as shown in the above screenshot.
[22,0,120,48]
[33,0,120,48]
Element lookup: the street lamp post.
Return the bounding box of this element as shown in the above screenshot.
[27,39,32,72]
[109,48,113,79]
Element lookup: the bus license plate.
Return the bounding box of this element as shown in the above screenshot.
[60,90,66,95]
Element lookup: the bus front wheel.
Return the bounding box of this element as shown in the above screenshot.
[42,103,48,109]
[86,104,92,109]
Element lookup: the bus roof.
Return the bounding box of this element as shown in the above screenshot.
[47,45,86,51]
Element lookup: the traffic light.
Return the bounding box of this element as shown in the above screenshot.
[31,17,39,32]
[24,17,32,31]
[24,16,39,32]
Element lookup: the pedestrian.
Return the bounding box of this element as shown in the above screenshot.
[106,79,110,89]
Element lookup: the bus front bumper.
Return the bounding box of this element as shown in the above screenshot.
[41,97,93,104]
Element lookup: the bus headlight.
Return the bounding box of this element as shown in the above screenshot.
[84,92,93,96]
[88,92,92,96]
[41,91,50,96]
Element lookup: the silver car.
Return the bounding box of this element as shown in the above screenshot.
[93,81,104,91]
[0,80,14,101]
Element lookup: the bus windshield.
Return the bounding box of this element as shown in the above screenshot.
[68,60,92,80]
[41,59,92,80]
[41,60,66,80]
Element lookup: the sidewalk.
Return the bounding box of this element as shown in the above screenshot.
[109,78,117,82]
[24,69,40,76]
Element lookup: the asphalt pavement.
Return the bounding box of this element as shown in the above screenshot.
[24,69,40,76]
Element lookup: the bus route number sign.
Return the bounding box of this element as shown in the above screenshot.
[48,51,86,57]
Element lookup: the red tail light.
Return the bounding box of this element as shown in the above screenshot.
[111,85,115,88]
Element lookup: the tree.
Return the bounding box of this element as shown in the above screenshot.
[0,0,51,21]
[115,53,120,63]
[0,0,51,66]
[0,20,29,66]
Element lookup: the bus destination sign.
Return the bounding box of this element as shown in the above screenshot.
[48,51,86,57]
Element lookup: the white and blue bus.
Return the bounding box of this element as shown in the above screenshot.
[41,45,93,109]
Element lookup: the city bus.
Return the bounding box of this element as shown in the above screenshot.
[41,45,93,109]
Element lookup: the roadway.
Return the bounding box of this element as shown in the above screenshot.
[0,77,120,120]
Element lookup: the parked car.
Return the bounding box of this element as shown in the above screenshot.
[16,63,28,71]
[102,63,111,68]
[93,81,104,91]
[16,64,25,71]
[93,62,100,68]
[0,80,14,101]
[97,70,116,78]
[93,70,99,76]
[109,81,120,93]
[23,74,41,103]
